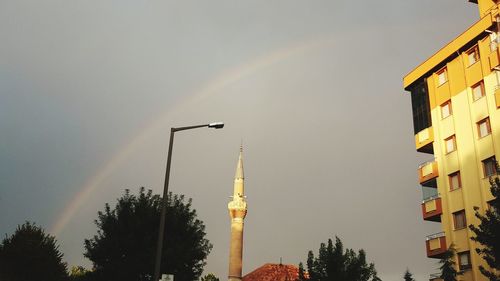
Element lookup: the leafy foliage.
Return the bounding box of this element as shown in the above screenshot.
[439,244,461,281]
[469,161,500,281]
[84,187,212,281]
[297,262,307,281]
[403,269,414,281]
[201,273,220,281]
[302,236,380,281]
[0,221,68,281]
[69,266,93,281]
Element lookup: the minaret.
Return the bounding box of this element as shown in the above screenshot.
[227,146,247,281]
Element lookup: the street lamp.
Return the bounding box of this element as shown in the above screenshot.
[153,122,224,281]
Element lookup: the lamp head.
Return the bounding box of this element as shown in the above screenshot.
[208,122,224,129]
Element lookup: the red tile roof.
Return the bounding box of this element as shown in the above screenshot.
[242,263,300,281]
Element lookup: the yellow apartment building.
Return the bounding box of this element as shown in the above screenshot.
[403,1,500,280]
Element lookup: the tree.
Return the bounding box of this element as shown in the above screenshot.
[297,262,307,281]
[403,269,414,281]
[302,236,380,281]
[201,273,220,281]
[84,187,212,281]
[69,266,93,281]
[0,221,68,281]
[469,161,500,281]
[439,244,461,281]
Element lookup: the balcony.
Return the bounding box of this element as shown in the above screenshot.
[488,44,500,70]
[415,127,434,154]
[426,232,447,258]
[419,160,439,187]
[421,196,442,222]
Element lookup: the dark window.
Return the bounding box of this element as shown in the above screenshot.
[458,251,471,270]
[410,79,432,134]
[477,117,491,138]
[449,171,462,191]
[483,156,497,177]
[453,210,466,229]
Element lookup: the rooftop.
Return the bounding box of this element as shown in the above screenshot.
[242,263,301,281]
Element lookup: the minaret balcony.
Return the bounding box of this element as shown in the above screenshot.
[418,160,439,186]
[415,127,434,154]
[421,196,442,222]
[426,232,447,259]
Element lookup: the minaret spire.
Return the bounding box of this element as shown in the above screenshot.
[234,146,244,196]
[228,145,248,281]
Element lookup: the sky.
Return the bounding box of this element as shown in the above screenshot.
[0,1,480,280]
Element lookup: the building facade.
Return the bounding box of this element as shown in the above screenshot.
[403,1,500,280]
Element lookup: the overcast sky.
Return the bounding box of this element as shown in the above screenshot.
[0,1,479,280]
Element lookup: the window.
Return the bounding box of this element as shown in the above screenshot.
[458,251,471,270]
[467,46,479,66]
[445,135,456,153]
[483,156,497,177]
[441,100,452,118]
[453,210,467,229]
[449,172,462,191]
[472,81,485,101]
[490,32,498,51]
[410,79,432,134]
[477,117,491,138]
[437,68,448,86]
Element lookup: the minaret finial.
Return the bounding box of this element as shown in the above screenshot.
[235,144,244,180]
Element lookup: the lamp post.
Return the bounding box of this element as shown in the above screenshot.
[153,122,224,281]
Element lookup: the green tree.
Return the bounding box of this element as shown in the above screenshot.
[201,273,220,281]
[302,236,380,281]
[469,161,500,281]
[84,187,212,281]
[297,262,307,281]
[0,221,68,281]
[403,269,414,281]
[439,244,461,281]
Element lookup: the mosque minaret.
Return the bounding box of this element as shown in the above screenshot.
[227,146,247,281]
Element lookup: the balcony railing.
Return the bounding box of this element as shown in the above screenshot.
[426,231,445,240]
[426,232,447,258]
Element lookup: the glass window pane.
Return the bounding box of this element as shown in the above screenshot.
[454,211,466,229]
[459,252,471,270]
[446,137,455,153]
[484,157,497,177]
[473,84,484,101]
[438,69,447,85]
[441,102,451,118]
[479,121,489,137]
[450,173,461,190]
[469,52,477,65]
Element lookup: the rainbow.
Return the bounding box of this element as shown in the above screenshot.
[49,37,335,236]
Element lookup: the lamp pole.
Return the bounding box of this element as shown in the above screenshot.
[153,122,224,281]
